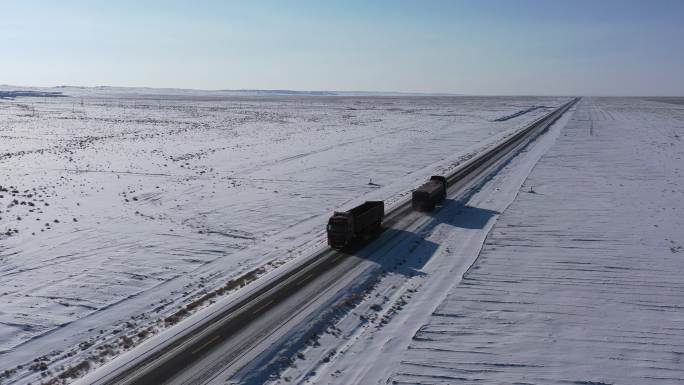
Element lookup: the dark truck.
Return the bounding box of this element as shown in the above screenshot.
[327,201,384,249]
[412,175,447,211]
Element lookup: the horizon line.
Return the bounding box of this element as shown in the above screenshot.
[1,83,682,98]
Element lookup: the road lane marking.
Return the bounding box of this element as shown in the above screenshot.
[192,335,221,355]
[296,273,314,286]
[251,299,274,315]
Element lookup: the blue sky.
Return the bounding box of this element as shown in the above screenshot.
[1,0,683,95]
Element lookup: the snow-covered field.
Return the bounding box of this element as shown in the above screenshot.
[0,86,568,383]
[280,97,684,385]
[392,97,684,385]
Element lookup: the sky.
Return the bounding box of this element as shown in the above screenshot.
[1,0,683,95]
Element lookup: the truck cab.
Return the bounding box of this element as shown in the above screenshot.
[327,201,384,249]
[327,212,354,248]
[412,175,447,211]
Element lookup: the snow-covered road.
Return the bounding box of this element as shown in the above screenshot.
[292,97,684,385]
[262,93,577,385]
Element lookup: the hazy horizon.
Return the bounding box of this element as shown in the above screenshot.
[2,0,683,96]
[2,83,683,98]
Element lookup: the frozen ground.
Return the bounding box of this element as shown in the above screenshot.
[283,97,684,385]
[0,86,568,383]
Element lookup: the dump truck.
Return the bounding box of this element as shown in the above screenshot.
[412,176,447,211]
[327,201,384,249]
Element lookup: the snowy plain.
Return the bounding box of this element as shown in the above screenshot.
[270,98,684,385]
[0,86,568,383]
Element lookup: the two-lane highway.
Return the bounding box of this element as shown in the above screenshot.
[77,98,579,385]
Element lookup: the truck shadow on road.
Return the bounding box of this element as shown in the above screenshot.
[351,200,500,278]
[355,227,439,278]
[234,200,501,385]
[430,199,500,230]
